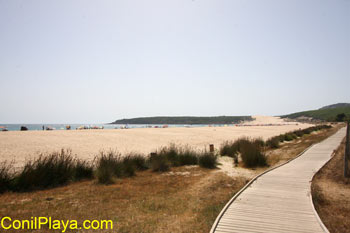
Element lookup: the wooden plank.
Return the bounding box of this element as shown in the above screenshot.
[211,127,346,233]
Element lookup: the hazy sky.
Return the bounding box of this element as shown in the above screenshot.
[0,0,349,123]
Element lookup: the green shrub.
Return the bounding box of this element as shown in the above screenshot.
[278,134,285,142]
[293,130,304,137]
[283,133,295,141]
[220,137,265,166]
[178,148,198,166]
[318,125,332,130]
[266,137,280,148]
[153,144,199,168]
[73,159,94,181]
[95,151,125,184]
[220,141,238,157]
[253,138,265,147]
[0,162,13,193]
[302,128,312,134]
[231,137,250,153]
[122,160,135,177]
[198,151,217,169]
[158,144,180,167]
[265,125,332,150]
[240,140,267,168]
[121,155,141,177]
[149,153,170,172]
[220,139,250,158]
[96,158,114,184]
[13,149,75,191]
[124,153,148,171]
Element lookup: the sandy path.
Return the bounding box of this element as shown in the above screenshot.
[0,116,311,167]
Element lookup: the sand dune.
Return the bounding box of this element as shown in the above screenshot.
[0,116,311,167]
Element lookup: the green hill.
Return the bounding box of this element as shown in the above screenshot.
[281,103,350,121]
[319,103,350,110]
[110,116,253,125]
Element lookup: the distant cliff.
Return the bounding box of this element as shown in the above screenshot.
[110,116,253,125]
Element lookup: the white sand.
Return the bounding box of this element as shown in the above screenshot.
[0,116,310,167]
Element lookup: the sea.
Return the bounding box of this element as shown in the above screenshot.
[0,123,217,131]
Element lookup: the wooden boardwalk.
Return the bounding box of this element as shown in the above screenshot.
[211,127,346,233]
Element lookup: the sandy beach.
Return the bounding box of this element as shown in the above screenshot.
[0,116,311,167]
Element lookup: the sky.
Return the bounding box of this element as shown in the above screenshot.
[0,0,349,124]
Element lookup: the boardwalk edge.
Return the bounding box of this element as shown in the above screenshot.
[210,144,316,233]
[309,127,345,233]
[309,146,340,233]
[210,127,344,233]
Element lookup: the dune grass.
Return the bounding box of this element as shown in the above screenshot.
[0,149,94,192]
[219,137,267,168]
[240,140,267,168]
[149,152,170,172]
[155,144,199,167]
[73,159,94,181]
[265,136,280,148]
[0,162,12,194]
[151,144,217,171]
[12,149,94,192]
[266,124,342,166]
[265,124,332,149]
[220,140,240,158]
[95,151,153,184]
[0,144,218,191]
[198,151,218,169]
[95,151,125,184]
[219,125,334,168]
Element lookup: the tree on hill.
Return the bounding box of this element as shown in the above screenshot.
[336,113,346,122]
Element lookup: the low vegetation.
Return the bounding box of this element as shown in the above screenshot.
[149,153,170,172]
[240,139,267,168]
[73,159,94,181]
[0,162,12,194]
[1,149,94,192]
[0,145,218,192]
[220,137,267,168]
[13,150,75,191]
[198,151,218,169]
[96,151,126,184]
[220,125,333,168]
[266,125,332,149]
[155,144,199,167]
